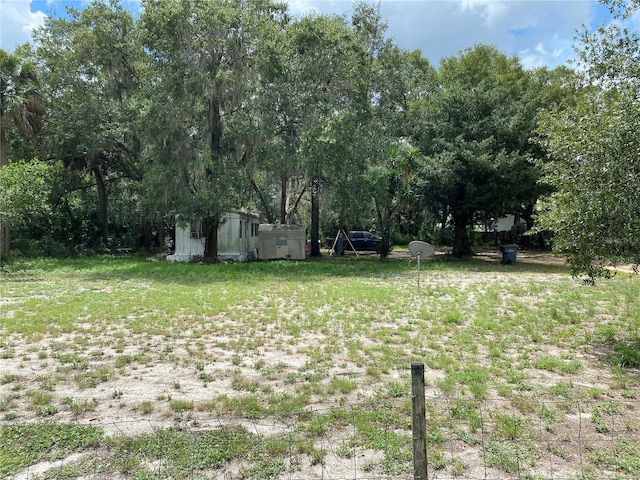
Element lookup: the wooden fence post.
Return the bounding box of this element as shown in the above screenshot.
[412,362,427,480]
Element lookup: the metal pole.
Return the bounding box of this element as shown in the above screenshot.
[411,362,427,480]
[417,253,421,289]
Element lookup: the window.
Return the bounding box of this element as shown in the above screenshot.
[239,221,243,238]
[190,220,203,238]
[276,236,287,246]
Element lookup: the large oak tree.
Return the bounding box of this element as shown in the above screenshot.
[140,0,287,261]
[536,0,640,280]
[411,45,558,257]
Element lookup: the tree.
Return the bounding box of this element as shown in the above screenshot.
[140,0,286,261]
[249,11,370,256]
[0,158,53,245]
[535,0,640,280]
[363,42,436,258]
[32,1,143,247]
[411,45,549,257]
[0,48,45,260]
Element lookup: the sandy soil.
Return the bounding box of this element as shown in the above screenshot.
[2,250,639,480]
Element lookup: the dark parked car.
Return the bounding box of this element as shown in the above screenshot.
[326,231,392,254]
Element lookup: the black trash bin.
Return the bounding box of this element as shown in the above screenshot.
[500,244,518,265]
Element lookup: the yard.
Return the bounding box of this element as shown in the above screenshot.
[1,251,640,479]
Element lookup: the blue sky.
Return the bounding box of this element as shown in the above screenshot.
[1,0,635,69]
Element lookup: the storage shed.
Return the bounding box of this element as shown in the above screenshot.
[258,224,306,260]
[167,211,260,263]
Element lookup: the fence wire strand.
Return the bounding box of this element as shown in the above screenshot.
[7,396,640,480]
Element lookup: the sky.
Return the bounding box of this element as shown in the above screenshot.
[0,0,636,69]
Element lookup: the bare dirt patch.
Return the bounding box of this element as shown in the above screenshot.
[2,257,640,479]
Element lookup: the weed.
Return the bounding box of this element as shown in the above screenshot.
[75,366,110,389]
[61,397,98,417]
[0,395,16,411]
[328,376,357,394]
[54,353,89,370]
[591,402,621,434]
[35,374,56,391]
[198,372,214,385]
[492,412,524,440]
[485,440,522,473]
[538,406,556,432]
[0,348,15,359]
[36,404,58,417]
[0,373,18,385]
[534,355,582,374]
[27,390,53,408]
[588,440,640,476]
[169,399,194,412]
[241,457,285,480]
[610,338,640,367]
[451,457,467,476]
[310,448,326,466]
[136,401,155,415]
[231,371,259,392]
[231,354,242,366]
[386,380,407,398]
[115,354,133,368]
[2,255,640,478]
[111,389,124,399]
[427,449,446,469]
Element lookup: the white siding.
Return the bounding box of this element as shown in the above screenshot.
[167,211,260,262]
[258,224,306,260]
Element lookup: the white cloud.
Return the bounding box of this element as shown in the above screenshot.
[458,0,511,28]
[519,40,569,69]
[2,0,611,70]
[284,0,597,69]
[0,0,47,51]
[286,0,320,15]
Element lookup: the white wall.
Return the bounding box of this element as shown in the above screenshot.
[167,211,260,262]
[258,224,306,260]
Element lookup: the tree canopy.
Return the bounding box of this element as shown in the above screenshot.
[535,0,640,280]
[0,0,606,265]
[411,45,565,257]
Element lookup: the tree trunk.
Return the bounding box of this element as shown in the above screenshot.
[310,177,321,257]
[280,173,287,224]
[202,216,219,262]
[93,165,109,244]
[142,220,153,250]
[0,218,8,261]
[452,213,472,257]
[157,210,165,252]
[440,205,449,240]
[247,171,274,224]
[0,128,10,261]
[375,201,392,261]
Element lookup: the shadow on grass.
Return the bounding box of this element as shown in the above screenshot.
[0,251,572,286]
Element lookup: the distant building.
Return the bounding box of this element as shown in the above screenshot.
[167,211,260,263]
[258,224,306,260]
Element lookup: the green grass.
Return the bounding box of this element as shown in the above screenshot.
[0,422,103,478]
[1,254,640,478]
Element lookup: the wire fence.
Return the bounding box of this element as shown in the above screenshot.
[10,395,640,480]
